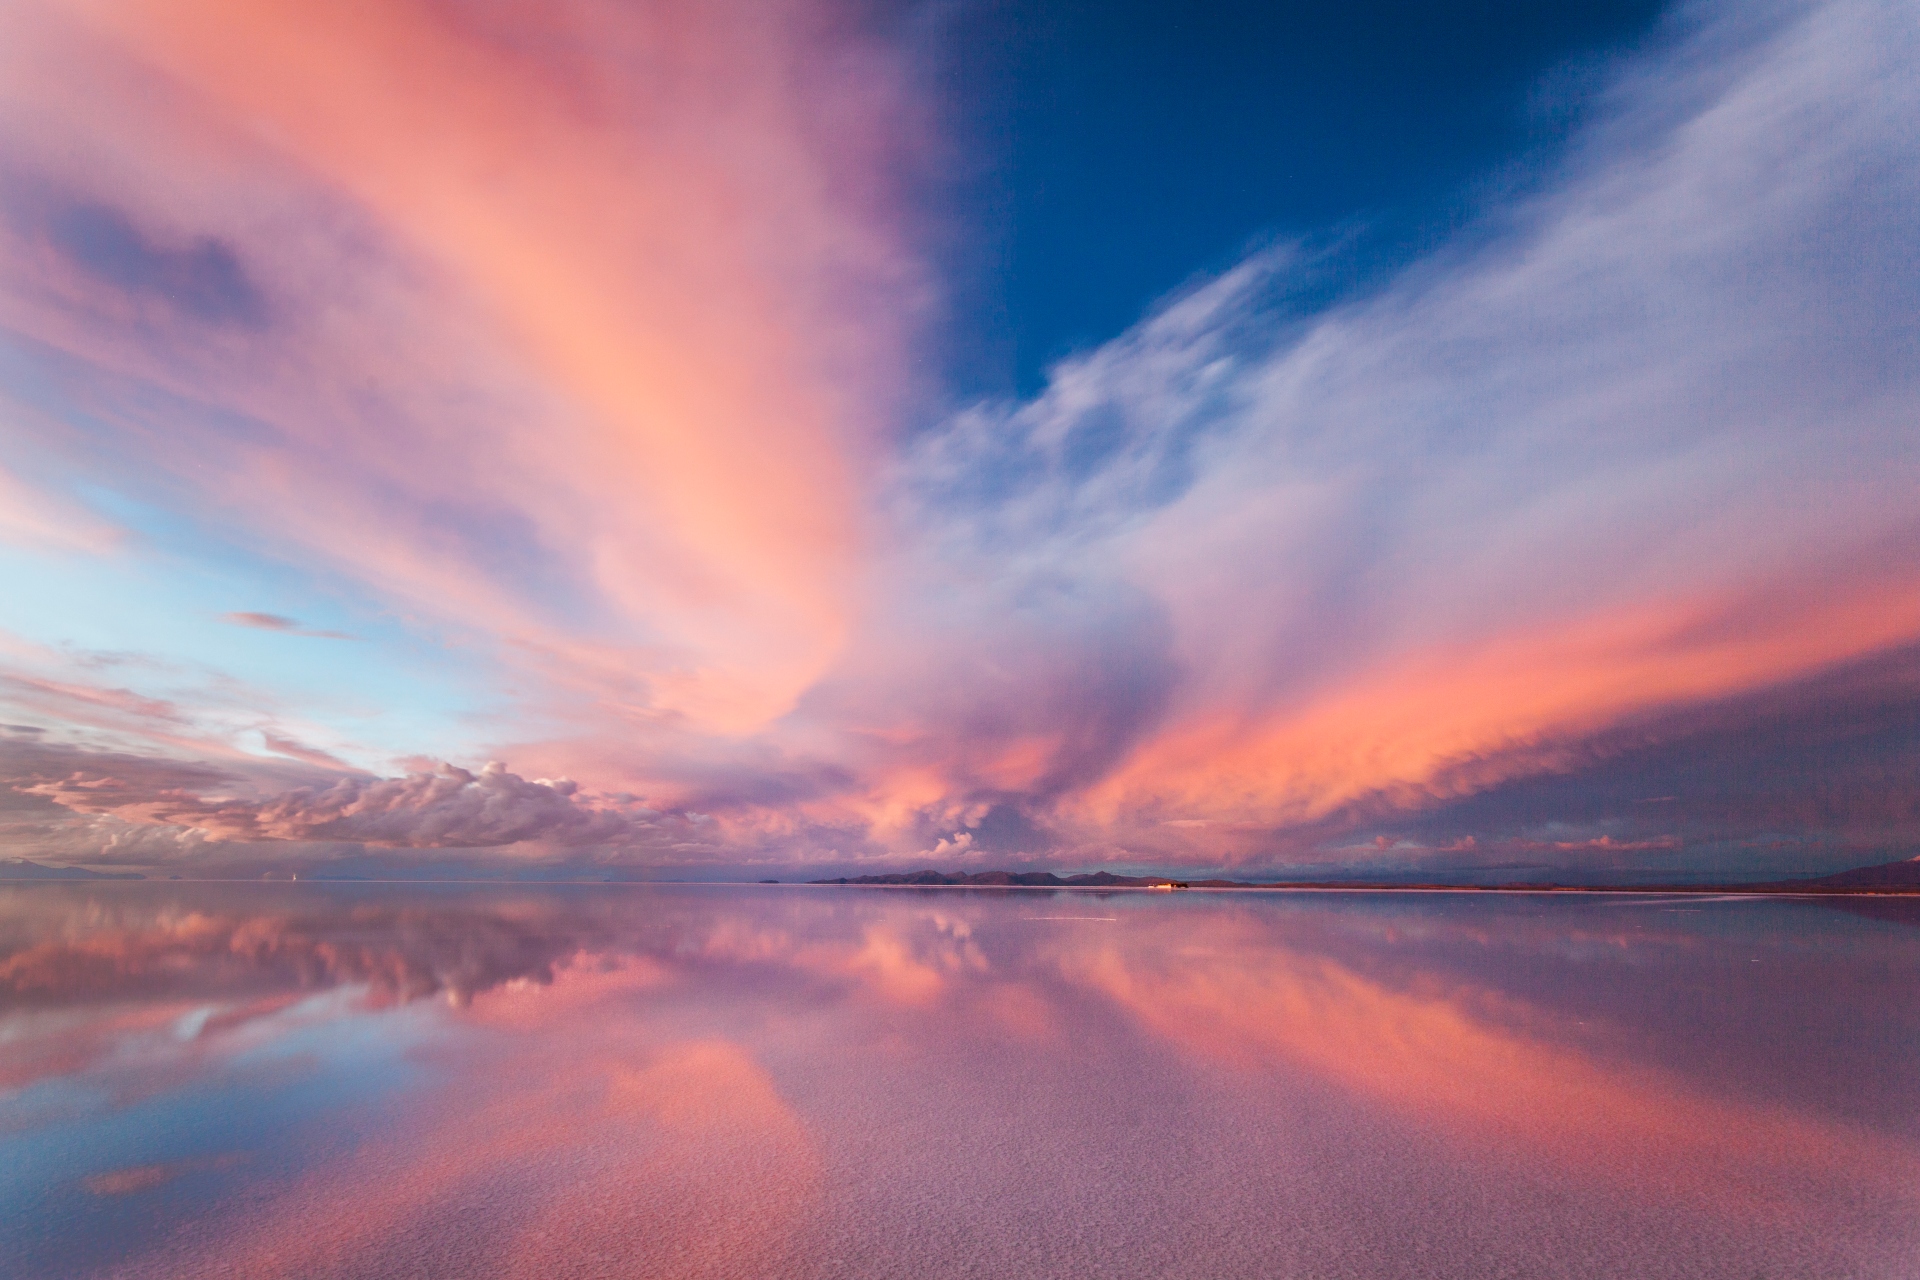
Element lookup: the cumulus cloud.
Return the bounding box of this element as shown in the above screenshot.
[219,763,641,848]
[1,740,660,855]
[927,831,973,859]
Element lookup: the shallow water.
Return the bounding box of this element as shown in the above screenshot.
[3,883,1917,1279]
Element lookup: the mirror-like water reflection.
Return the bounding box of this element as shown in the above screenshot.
[4,883,1917,1279]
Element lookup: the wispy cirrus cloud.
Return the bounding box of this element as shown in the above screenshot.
[1,0,928,734]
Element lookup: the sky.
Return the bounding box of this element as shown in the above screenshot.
[0,0,1915,881]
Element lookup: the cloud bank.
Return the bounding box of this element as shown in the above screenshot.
[1,739,676,868]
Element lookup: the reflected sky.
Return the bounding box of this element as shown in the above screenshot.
[4,884,1918,1279]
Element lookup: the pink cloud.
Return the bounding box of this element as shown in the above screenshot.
[223,613,354,640]
[17,753,649,850]
[2,0,927,735]
[257,731,351,770]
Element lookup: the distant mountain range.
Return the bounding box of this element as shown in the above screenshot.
[0,858,145,880]
[812,856,1920,895]
[812,870,1219,889]
[1790,857,1920,889]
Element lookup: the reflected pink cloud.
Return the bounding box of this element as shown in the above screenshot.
[8,886,1920,1277]
[0,1001,189,1093]
[791,916,987,1006]
[84,1153,246,1196]
[1056,907,1920,1214]
[133,1038,823,1280]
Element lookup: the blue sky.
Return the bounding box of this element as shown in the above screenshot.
[933,0,1668,393]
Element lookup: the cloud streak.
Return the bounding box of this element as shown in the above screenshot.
[222,613,353,641]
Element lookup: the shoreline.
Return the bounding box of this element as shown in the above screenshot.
[4,877,1914,897]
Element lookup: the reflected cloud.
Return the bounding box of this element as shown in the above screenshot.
[131,1039,822,1280]
[83,1152,245,1196]
[1055,908,1920,1210]
[0,890,597,1010]
[6,884,1919,1278]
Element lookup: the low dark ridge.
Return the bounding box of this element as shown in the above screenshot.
[0,858,145,881]
[1778,856,1920,890]
[811,858,1920,895]
[810,870,1223,888]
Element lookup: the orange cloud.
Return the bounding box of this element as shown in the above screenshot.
[1073,555,1920,845]
[10,0,921,735]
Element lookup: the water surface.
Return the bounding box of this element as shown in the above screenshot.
[4,883,1917,1278]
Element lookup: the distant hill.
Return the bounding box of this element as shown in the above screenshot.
[812,870,1237,888]
[813,860,1920,895]
[0,858,144,881]
[1786,857,1920,889]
